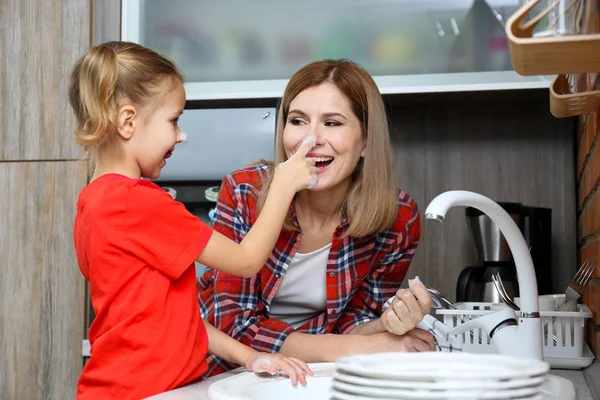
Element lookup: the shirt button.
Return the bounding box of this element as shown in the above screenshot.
[291,237,297,244]
[331,309,337,314]
[329,272,335,277]
[275,273,281,279]
[335,231,341,237]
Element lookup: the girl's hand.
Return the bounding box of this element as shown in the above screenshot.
[273,137,318,194]
[244,351,313,386]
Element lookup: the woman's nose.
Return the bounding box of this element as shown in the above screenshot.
[306,125,325,145]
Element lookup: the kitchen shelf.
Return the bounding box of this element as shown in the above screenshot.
[550,73,600,118]
[123,0,552,100]
[506,0,600,75]
[180,71,551,101]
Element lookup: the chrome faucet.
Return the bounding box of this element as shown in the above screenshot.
[425,190,543,361]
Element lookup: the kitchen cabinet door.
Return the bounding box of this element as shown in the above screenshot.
[0,0,89,160]
[0,161,87,400]
[122,0,551,100]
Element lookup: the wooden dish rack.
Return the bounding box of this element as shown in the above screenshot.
[505,0,600,117]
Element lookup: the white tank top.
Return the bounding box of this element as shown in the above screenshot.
[268,243,331,329]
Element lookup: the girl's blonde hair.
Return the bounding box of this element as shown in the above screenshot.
[257,59,398,238]
[68,41,183,152]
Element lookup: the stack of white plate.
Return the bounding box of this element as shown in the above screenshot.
[331,352,550,400]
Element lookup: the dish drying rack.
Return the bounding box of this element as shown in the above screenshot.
[436,302,594,369]
[506,0,600,118]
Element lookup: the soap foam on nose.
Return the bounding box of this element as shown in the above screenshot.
[180,132,188,142]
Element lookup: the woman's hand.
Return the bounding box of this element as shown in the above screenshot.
[244,351,314,386]
[380,282,432,335]
[360,329,435,354]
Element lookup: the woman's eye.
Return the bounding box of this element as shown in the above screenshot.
[171,118,179,126]
[325,120,341,127]
[288,118,305,126]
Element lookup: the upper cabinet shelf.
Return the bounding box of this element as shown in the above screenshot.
[122,0,552,100]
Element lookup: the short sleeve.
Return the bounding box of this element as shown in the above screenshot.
[125,182,213,280]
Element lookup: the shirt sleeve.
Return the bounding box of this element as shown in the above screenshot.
[335,197,421,334]
[125,182,213,280]
[197,172,294,373]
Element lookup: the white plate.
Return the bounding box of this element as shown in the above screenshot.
[335,352,549,382]
[331,379,544,399]
[331,385,544,400]
[207,363,334,400]
[333,369,546,391]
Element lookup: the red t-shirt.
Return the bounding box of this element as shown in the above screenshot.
[74,174,213,400]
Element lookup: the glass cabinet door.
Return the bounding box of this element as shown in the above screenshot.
[122,0,551,100]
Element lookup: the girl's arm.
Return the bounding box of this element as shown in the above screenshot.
[203,320,312,386]
[197,138,317,278]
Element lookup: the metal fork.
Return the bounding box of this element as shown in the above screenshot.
[556,260,596,311]
[425,286,479,343]
[492,272,560,345]
[425,286,457,310]
[491,273,520,310]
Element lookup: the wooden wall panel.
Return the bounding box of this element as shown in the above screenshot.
[93,0,121,45]
[385,91,577,301]
[0,161,87,400]
[0,0,90,161]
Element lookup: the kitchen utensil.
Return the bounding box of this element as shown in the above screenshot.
[557,260,595,311]
[491,272,521,310]
[426,286,457,310]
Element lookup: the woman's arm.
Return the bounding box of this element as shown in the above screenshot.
[279,329,434,362]
[346,318,384,335]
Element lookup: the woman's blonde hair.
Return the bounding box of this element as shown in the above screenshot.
[257,59,398,238]
[68,41,183,152]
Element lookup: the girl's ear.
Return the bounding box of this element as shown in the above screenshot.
[116,105,137,140]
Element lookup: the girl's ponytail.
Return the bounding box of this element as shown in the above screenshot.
[69,45,119,150]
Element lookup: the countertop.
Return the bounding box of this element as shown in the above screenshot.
[146,363,600,400]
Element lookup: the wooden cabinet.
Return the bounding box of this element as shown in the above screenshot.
[0,0,90,161]
[0,0,92,398]
[122,0,552,101]
[0,161,87,399]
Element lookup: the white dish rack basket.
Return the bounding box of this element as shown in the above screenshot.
[436,302,594,369]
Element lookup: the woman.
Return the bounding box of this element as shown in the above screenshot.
[197,59,434,377]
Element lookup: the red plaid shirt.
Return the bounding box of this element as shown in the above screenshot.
[197,164,420,377]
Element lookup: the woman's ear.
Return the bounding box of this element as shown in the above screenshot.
[116,105,137,140]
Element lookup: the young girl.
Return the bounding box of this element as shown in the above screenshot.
[68,41,317,400]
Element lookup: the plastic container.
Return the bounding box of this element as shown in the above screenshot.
[436,302,594,369]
